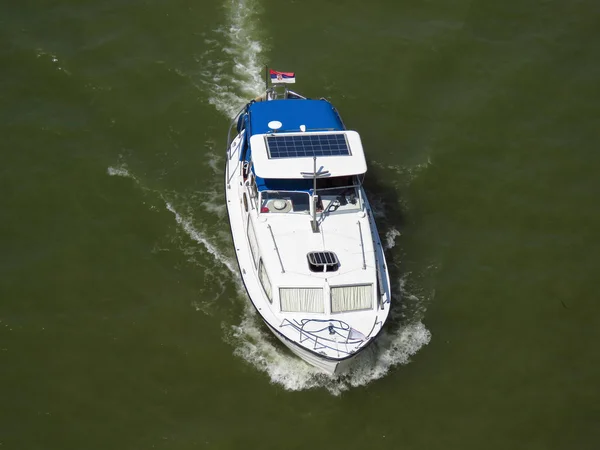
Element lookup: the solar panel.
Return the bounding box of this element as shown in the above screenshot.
[266,134,350,159]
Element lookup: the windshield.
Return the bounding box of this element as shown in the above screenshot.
[257,177,363,215]
[260,190,310,214]
[316,185,362,214]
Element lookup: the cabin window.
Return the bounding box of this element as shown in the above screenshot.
[247,218,259,268]
[258,259,272,303]
[279,288,324,313]
[330,284,373,313]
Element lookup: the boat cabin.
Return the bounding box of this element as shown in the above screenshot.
[237,99,369,220]
[227,96,382,317]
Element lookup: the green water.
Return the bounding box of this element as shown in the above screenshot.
[1,0,599,448]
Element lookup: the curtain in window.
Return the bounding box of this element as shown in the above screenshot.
[280,288,324,313]
[258,260,272,302]
[247,218,259,267]
[331,284,373,313]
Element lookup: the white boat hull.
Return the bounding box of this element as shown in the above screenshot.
[224,92,392,376]
[264,321,358,375]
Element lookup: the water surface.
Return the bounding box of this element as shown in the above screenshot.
[1,0,599,448]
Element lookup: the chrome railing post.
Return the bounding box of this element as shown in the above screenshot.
[267,224,285,273]
[357,221,366,270]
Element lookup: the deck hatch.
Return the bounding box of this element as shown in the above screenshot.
[307,251,339,272]
[266,134,350,159]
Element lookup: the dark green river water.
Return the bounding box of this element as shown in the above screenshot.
[1,0,599,448]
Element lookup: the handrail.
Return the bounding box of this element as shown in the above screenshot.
[368,208,385,308]
[286,90,306,99]
[279,318,369,355]
[225,104,248,189]
[357,221,366,270]
[225,121,236,189]
[375,254,384,309]
[267,224,285,273]
[366,319,382,340]
[244,183,255,211]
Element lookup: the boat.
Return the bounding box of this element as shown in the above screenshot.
[224,70,391,374]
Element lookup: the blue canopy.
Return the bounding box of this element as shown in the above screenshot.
[247,99,345,136]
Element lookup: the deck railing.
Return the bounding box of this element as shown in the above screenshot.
[225,104,247,189]
[266,224,285,273]
[280,317,374,356]
[357,221,367,270]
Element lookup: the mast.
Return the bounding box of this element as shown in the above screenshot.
[302,156,329,233]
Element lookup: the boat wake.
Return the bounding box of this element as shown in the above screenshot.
[372,157,433,188]
[198,0,266,118]
[227,272,432,396]
[107,0,433,393]
[108,160,432,395]
[107,165,138,182]
[165,202,237,275]
[107,163,238,283]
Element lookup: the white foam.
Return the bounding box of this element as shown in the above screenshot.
[229,275,432,396]
[108,161,430,392]
[200,0,267,118]
[165,202,237,275]
[107,165,133,179]
[384,227,401,250]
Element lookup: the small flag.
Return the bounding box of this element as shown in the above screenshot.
[270,69,295,84]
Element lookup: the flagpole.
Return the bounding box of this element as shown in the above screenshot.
[264,65,268,91]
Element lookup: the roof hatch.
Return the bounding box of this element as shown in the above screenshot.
[307,251,339,272]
